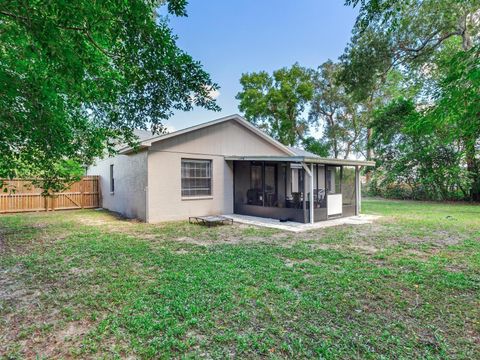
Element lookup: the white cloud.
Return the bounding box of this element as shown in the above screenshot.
[208,88,221,100]
[188,86,221,105]
[165,124,176,133]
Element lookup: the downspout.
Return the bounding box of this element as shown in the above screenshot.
[145,152,150,223]
[301,163,314,224]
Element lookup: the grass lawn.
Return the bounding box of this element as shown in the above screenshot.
[1,199,479,359]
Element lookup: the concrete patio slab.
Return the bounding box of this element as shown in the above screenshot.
[223,214,381,233]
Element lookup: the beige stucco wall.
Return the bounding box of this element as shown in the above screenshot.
[146,120,290,222]
[147,153,233,222]
[148,120,289,156]
[87,151,148,221]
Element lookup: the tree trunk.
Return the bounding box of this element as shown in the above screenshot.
[460,13,474,51]
[365,127,373,182]
[466,155,480,202]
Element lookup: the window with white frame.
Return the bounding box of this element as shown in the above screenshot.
[181,159,212,197]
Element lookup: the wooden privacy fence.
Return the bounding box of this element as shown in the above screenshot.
[0,176,100,214]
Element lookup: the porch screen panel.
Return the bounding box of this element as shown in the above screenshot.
[326,166,341,194]
[181,159,212,197]
[315,165,327,209]
[251,165,262,190]
[342,166,356,216]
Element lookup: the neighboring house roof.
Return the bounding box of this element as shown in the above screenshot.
[280,146,375,166]
[133,129,156,142]
[287,146,320,158]
[119,114,295,156]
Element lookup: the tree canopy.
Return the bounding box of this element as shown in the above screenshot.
[0,0,219,191]
[343,0,480,201]
[309,61,367,159]
[236,64,314,147]
[235,1,479,201]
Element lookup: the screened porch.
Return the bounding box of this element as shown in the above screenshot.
[231,159,361,223]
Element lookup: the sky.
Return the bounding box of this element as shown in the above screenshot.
[163,0,358,132]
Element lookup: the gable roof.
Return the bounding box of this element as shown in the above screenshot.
[119,114,295,156]
[118,114,375,167]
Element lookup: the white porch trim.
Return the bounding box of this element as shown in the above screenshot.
[301,162,314,224]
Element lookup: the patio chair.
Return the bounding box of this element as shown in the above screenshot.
[291,192,302,209]
[246,189,257,204]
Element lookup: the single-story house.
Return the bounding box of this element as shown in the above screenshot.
[87,114,374,223]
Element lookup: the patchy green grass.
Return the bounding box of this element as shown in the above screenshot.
[0,199,479,359]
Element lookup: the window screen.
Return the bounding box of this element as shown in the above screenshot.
[326,166,341,194]
[181,159,212,197]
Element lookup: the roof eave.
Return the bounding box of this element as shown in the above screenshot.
[303,157,376,167]
[118,144,150,155]
[224,155,375,167]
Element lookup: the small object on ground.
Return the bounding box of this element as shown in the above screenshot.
[279,217,289,222]
[189,215,233,227]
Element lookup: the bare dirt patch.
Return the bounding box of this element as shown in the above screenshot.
[283,258,313,267]
[0,265,97,358]
[77,213,139,231]
[350,244,379,254]
[53,320,91,345]
[0,265,33,306]
[168,229,292,247]
[68,267,94,276]
[174,248,191,255]
[16,320,94,359]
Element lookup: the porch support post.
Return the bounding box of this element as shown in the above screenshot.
[359,166,362,213]
[301,163,314,224]
[355,166,361,215]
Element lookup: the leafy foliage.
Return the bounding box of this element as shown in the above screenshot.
[369,99,471,200]
[236,63,314,146]
[309,61,367,159]
[301,136,330,157]
[344,0,480,201]
[0,0,219,191]
[343,0,479,95]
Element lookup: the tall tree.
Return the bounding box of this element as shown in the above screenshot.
[0,0,219,191]
[343,0,479,86]
[370,98,471,200]
[343,0,480,200]
[309,61,366,159]
[236,63,314,147]
[309,61,405,160]
[423,43,480,200]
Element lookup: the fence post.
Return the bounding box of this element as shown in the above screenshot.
[80,178,85,209]
[96,176,101,209]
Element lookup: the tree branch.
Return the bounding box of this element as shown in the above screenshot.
[0,10,115,58]
[399,31,460,55]
[0,10,27,21]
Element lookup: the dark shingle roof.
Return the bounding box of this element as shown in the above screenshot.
[133,129,155,142]
[287,146,320,158]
